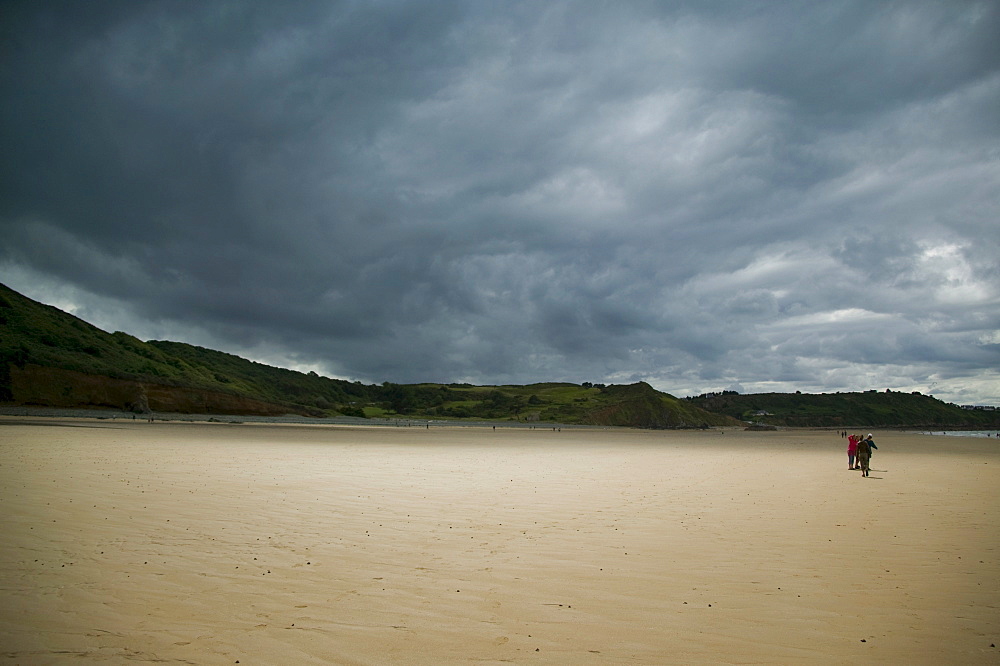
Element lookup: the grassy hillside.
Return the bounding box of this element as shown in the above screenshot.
[688,390,1000,429]
[0,282,733,427]
[146,341,373,415]
[0,282,371,415]
[368,381,738,428]
[6,282,991,428]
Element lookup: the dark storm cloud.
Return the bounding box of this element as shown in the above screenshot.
[2,1,998,403]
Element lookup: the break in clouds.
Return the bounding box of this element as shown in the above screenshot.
[1,1,998,404]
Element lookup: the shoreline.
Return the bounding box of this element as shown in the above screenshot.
[1,404,993,436]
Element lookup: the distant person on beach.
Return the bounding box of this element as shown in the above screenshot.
[847,434,859,469]
[856,436,872,477]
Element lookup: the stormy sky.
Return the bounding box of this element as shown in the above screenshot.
[2,1,998,404]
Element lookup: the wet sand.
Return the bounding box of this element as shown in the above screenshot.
[1,418,997,664]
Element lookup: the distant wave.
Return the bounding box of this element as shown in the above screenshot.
[921,430,1000,438]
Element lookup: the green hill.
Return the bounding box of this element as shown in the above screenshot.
[0,282,373,416]
[372,380,738,428]
[0,282,734,427]
[6,281,992,428]
[687,390,1000,429]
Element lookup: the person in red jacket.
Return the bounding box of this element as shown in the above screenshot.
[847,434,859,470]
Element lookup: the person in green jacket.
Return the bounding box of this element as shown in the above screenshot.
[857,434,876,477]
[857,438,869,477]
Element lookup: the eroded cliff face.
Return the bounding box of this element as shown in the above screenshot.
[8,364,299,416]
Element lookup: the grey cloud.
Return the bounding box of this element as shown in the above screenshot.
[1,0,998,403]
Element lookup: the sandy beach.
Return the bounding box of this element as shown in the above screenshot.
[1,418,997,664]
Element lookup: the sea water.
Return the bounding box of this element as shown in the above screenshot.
[921,430,1000,438]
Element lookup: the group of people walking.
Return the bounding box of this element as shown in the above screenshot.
[844,432,877,477]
